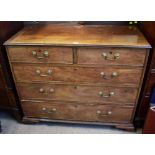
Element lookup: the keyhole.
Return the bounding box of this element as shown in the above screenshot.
[74,105,78,108]
[74,86,77,89]
[124,90,128,93]
[38,49,41,53]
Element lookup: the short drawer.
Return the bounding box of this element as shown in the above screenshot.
[22,101,133,123]
[77,48,147,66]
[7,46,73,64]
[12,64,143,86]
[17,83,138,104]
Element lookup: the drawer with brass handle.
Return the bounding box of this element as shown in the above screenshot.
[22,101,133,123]
[7,46,73,64]
[98,91,115,98]
[96,110,112,116]
[77,47,147,66]
[100,71,118,79]
[12,64,143,86]
[42,107,57,114]
[31,50,49,59]
[17,83,138,104]
[35,69,52,77]
[101,52,120,60]
[38,88,55,94]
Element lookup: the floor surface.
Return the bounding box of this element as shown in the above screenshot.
[0,112,141,134]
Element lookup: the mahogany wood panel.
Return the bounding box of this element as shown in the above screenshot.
[77,47,147,66]
[4,24,150,48]
[12,64,143,86]
[22,101,133,123]
[7,46,73,64]
[17,83,138,104]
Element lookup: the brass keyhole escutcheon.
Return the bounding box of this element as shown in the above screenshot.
[74,86,77,89]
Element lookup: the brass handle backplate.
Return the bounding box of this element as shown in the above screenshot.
[39,88,55,94]
[32,50,49,59]
[100,72,118,79]
[36,69,52,77]
[96,110,112,116]
[98,91,114,98]
[42,107,57,114]
[102,52,120,60]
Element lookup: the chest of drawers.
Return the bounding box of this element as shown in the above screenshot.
[4,24,151,131]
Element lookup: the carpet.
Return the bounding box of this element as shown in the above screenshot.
[0,112,141,134]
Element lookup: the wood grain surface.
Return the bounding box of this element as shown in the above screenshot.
[7,46,73,64]
[4,24,150,48]
[77,47,147,66]
[17,82,138,104]
[12,64,143,86]
[22,101,133,123]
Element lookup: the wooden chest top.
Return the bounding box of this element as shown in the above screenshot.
[4,24,151,48]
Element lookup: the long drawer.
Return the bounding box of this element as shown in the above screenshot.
[22,101,133,123]
[7,46,73,64]
[12,64,143,86]
[17,83,138,104]
[77,47,146,66]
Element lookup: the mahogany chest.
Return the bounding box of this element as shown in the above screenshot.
[4,24,151,130]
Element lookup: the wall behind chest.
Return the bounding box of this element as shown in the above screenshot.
[0,21,23,120]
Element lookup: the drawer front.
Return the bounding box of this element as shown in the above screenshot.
[22,101,133,123]
[7,46,73,64]
[17,83,138,104]
[12,64,143,85]
[77,48,146,66]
